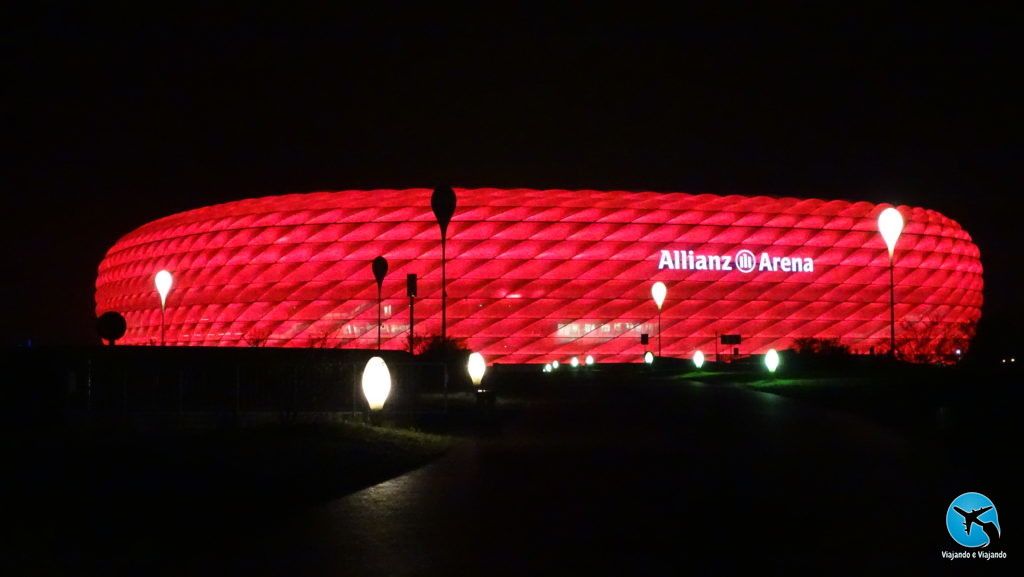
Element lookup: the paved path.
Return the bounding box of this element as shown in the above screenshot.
[168,379,973,575]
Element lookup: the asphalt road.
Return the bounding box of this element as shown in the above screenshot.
[145,377,1004,576]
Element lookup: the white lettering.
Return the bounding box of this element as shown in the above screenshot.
[657,248,814,275]
[659,250,674,270]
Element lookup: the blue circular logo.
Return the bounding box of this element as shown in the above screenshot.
[946,492,1001,548]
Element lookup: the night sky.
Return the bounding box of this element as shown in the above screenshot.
[4,6,1021,359]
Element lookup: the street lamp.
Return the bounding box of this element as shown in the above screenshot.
[765,348,780,373]
[361,356,392,411]
[154,269,173,346]
[570,356,580,368]
[878,207,904,359]
[585,355,595,366]
[693,350,705,369]
[468,352,486,387]
[651,281,667,357]
[644,351,654,365]
[431,186,457,342]
[372,256,388,350]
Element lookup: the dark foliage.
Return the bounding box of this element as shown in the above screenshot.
[414,334,472,391]
[791,337,852,357]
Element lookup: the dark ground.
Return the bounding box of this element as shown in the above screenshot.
[1,362,1020,575]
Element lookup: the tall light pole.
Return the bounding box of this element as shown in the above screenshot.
[878,207,904,359]
[651,281,667,357]
[155,270,173,346]
[372,256,388,351]
[431,186,456,342]
[407,273,417,355]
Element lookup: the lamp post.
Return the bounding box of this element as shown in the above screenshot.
[878,207,904,359]
[372,256,388,350]
[765,348,780,373]
[651,281,667,357]
[361,356,392,412]
[431,186,456,412]
[693,350,705,369]
[431,186,457,342]
[155,270,173,346]
[468,352,486,387]
[407,273,417,354]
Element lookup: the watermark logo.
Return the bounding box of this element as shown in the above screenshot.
[947,492,1001,548]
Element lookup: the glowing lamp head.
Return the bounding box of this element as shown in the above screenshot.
[361,356,392,410]
[543,363,552,373]
[155,269,173,308]
[765,349,780,373]
[693,350,705,369]
[570,356,579,368]
[644,351,654,365]
[585,355,594,366]
[877,207,904,258]
[552,360,560,370]
[467,352,486,387]
[651,281,667,310]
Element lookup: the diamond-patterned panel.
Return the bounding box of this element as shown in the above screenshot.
[95,189,983,363]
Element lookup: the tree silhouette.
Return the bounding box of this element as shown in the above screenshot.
[96,311,127,345]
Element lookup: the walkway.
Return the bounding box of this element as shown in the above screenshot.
[173,378,967,575]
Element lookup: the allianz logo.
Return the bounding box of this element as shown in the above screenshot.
[657,249,815,273]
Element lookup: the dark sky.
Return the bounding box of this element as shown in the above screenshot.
[4,6,1021,358]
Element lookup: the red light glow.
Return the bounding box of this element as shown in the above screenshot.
[95,188,983,363]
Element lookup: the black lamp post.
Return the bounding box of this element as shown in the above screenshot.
[372,256,388,350]
[431,185,456,342]
[407,273,417,354]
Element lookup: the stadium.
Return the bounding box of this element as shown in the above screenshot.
[95,188,983,364]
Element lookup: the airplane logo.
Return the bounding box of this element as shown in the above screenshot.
[947,493,1001,548]
[953,506,992,535]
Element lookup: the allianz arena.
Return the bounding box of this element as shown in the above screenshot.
[95,188,983,364]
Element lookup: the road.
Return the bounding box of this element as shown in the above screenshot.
[140,377,986,576]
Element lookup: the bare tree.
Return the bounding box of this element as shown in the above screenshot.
[307,327,335,349]
[898,317,976,364]
[244,327,271,347]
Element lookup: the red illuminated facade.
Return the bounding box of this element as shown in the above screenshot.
[95,189,983,363]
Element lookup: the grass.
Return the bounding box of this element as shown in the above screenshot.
[0,420,452,512]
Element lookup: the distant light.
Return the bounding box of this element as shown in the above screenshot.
[468,352,486,387]
[585,355,595,366]
[552,360,560,370]
[506,293,522,299]
[361,356,392,410]
[1013,358,1017,363]
[644,351,654,365]
[878,207,904,257]
[155,270,173,308]
[955,349,962,356]
[765,349,780,373]
[570,356,579,368]
[651,281,667,310]
[543,363,552,373]
[693,350,705,369]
